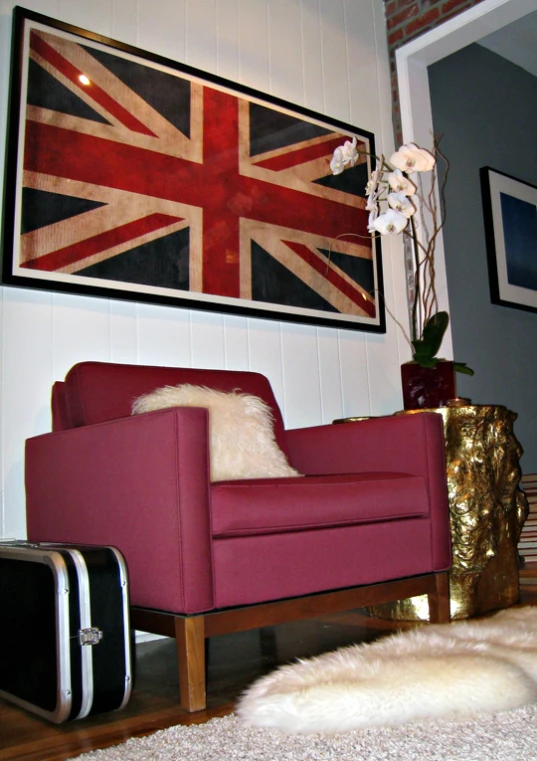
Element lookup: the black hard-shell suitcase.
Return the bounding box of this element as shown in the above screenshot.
[0,542,132,723]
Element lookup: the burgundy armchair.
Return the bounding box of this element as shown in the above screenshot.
[25,361,452,711]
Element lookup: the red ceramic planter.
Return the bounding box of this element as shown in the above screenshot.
[401,360,456,410]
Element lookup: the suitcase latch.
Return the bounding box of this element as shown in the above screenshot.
[79,627,104,646]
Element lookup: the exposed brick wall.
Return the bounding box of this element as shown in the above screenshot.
[383,0,487,144]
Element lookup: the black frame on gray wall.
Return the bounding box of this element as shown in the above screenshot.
[481,166,537,314]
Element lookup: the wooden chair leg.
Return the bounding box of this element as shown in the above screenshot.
[175,615,206,712]
[427,571,451,623]
[259,626,278,661]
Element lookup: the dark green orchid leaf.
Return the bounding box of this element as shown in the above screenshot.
[410,311,474,375]
[453,362,475,376]
[411,311,449,367]
[411,353,439,369]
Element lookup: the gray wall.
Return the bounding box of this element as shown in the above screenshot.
[429,43,537,473]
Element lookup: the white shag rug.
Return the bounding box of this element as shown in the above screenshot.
[237,606,537,733]
[69,706,537,761]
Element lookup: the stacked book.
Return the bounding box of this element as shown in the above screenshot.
[519,473,537,591]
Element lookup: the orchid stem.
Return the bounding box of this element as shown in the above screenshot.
[410,215,420,345]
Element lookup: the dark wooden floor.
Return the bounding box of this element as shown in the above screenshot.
[2,596,535,761]
[0,608,414,761]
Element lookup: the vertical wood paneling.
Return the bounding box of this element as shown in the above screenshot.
[137,303,192,367]
[58,0,113,35]
[185,0,217,73]
[109,300,138,364]
[190,310,225,368]
[319,0,350,122]
[6,0,60,17]
[215,0,239,81]
[267,0,304,104]
[0,0,404,537]
[223,314,250,369]
[368,0,396,142]
[367,237,408,416]
[247,317,285,411]
[328,0,408,417]
[0,286,3,536]
[2,288,53,538]
[1,3,17,535]
[281,323,322,428]
[51,293,112,380]
[238,0,270,91]
[137,0,186,63]
[317,326,344,423]
[300,0,325,114]
[344,0,383,136]
[372,0,410,387]
[339,328,370,418]
[111,0,139,45]
[362,0,407,415]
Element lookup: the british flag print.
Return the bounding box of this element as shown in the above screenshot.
[5,10,384,332]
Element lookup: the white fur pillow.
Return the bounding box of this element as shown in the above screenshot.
[132,384,301,482]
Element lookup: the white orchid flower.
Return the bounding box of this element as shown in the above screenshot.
[373,209,409,236]
[366,190,382,228]
[330,137,359,175]
[388,192,416,218]
[387,169,417,196]
[330,147,346,175]
[364,158,384,232]
[389,143,435,174]
[367,205,379,233]
[340,137,359,164]
[366,188,382,228]
[366,194,379,212]
[365,157,384,196]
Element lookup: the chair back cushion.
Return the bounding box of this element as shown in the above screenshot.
[53,362,289,454]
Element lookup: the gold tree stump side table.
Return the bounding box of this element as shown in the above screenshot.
[369,404,528,621]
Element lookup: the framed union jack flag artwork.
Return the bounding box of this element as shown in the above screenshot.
[1,6,385,333]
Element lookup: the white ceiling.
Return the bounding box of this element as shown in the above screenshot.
[478,10,537,77]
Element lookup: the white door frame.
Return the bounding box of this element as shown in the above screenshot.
[395,0,537,355]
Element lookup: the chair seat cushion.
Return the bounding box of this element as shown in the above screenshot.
[210,472,428,537]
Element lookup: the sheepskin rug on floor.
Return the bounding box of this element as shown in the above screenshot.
[237,606,537,734]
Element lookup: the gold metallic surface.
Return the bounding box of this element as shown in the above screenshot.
[369,405,528,621]
[332,416,372,424]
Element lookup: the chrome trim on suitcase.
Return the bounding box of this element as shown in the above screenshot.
[0,548,73,723]
[68,549,94,719]
[109,546,133,710]
[46,552,73,723]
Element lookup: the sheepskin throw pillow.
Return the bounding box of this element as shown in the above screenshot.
[132,384,301,482]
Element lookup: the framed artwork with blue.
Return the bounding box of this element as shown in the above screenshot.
[481,167,537,313]
[1,6,385,333]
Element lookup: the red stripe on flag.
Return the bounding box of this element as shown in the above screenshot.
[283,240,375,317]
[24,121,370,245]
[255,136,354,171]
[199,87,242,298]
[22,213,183,271]
[30,31,157,138]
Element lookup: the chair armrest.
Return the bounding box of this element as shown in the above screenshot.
[286,413,450,566]
[286,413,445,477]
[25,407,214,614]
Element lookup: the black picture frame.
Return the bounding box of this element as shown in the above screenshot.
[1,6,385,333]
[481,166,537,314]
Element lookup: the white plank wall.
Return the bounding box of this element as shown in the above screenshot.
[0,0,411,539]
